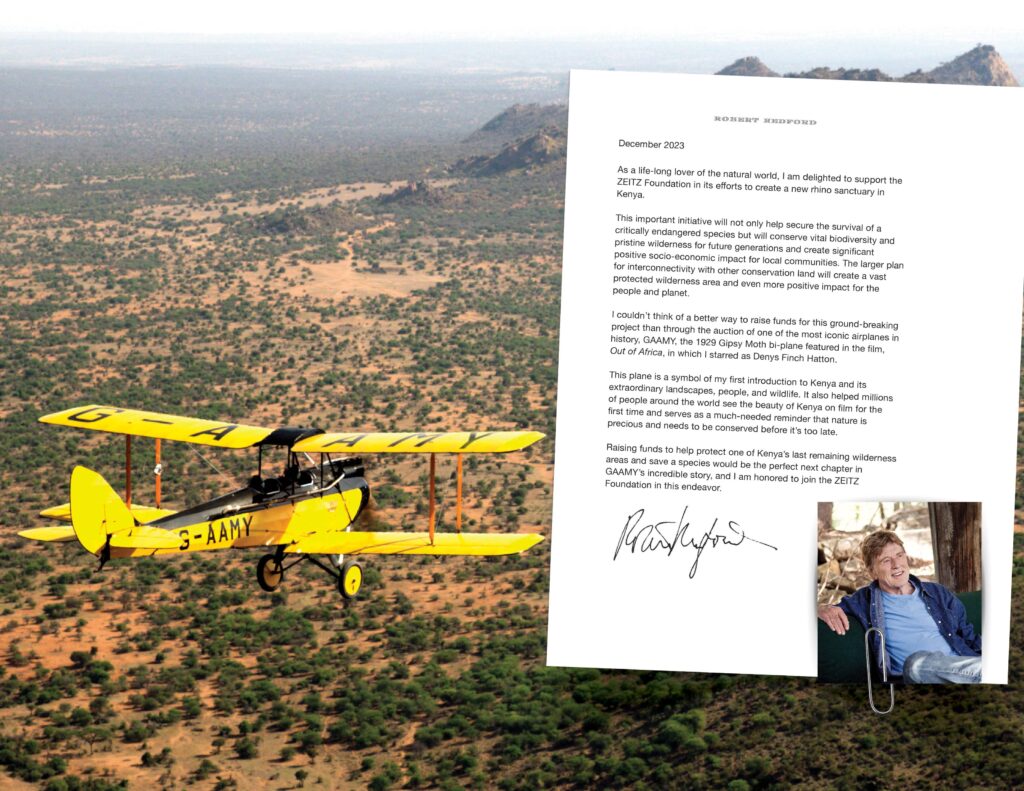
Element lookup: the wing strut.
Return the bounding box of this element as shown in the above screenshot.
[428,453,436,545]
[155,438,162,508]
[456,454,463,534]
[125,434,167,509]
[125,435,132,508]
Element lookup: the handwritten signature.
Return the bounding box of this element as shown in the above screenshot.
[613,506,778,578]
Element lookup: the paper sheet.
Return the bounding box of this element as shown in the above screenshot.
[548,70,1022,680]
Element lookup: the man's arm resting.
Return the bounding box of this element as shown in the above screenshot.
[817,604,850,635]
[950,593,982,653]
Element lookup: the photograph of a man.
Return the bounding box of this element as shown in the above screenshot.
[818,529,981,683]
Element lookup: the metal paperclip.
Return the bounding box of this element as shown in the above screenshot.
[865,627,894,715]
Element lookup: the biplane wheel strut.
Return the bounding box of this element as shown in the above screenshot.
[292,554,364,599]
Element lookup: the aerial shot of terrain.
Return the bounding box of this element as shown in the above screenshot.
[0,38,1022,789]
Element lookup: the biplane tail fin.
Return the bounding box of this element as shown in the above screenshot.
[69,466,136,555]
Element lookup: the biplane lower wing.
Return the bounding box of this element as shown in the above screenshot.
[287,531,543,556]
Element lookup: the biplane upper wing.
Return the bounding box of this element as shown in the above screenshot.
[292,431,545,454]
[39,405,275,449]
[287,531,543,556]
[40,406,544,456]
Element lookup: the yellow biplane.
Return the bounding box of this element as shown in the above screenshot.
[20,405,545,599]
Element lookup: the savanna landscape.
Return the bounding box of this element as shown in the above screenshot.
[0,47,1023,790]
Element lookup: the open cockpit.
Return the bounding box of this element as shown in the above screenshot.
[150,455,368,532]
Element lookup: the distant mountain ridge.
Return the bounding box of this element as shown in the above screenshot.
[460,45,1017,176]
[788,66,892,81]
[717,44,1018,86]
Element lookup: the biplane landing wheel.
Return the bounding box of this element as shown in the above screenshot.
[256,554,284,592]
[339,560,362,600]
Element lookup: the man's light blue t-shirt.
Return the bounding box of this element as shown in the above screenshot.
[881,585,954,674]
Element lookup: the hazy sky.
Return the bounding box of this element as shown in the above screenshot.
[6,0,1022,42]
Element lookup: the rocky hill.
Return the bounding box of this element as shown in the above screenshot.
[902,44,1019,86]
[378,179,445,206]
[455,125,567,176]
[717,56,779,78]
[463,103,567,144]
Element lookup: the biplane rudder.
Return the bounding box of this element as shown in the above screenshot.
[69,466,136,555]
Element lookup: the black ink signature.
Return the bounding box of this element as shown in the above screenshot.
[613,506,778,578]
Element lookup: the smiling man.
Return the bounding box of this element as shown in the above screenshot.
[817,530,982,683]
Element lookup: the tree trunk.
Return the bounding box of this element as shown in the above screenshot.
[927,502,981,592]
[817,502,833,537]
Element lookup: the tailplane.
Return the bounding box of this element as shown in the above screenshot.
[69,466,135,555]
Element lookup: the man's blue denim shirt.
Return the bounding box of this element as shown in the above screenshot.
[837,574,981,678]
